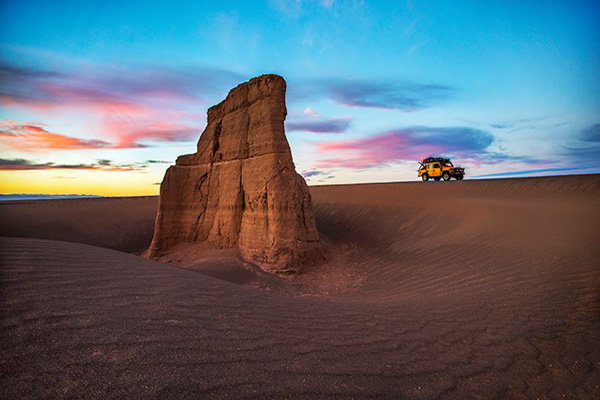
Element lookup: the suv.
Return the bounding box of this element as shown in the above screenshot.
[418,157,465,181]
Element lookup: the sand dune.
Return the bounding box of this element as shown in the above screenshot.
[1,175,599,398]
[0,196,158,254]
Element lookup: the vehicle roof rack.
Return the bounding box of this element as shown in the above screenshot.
[422,157,451,163]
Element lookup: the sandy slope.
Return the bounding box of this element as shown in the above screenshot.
[0,196,157,254]
[1,175,599,399]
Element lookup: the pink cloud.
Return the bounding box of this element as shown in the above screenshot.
[315,131,429,169]
[1,61,221,150]
[303,107,321,116]
[104,119,199,148]
[0,117,201,151]
[1,61,239,119]
[0,120,112,151]
[36,82,150,115]
[314,127,494,169]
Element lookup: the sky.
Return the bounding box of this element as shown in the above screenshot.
[1,0,599,196]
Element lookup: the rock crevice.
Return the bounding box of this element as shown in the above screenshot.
[148,74,323,273]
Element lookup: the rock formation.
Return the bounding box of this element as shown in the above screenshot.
[148,74,323,274]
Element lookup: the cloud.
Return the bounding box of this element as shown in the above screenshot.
[328,80,451,110]
[0,63,60,80]
[1,59,235,150]
[485,117,569,132]
[2,60,454,153]
[477,152,542,165]
[303,107,321,116]
[0,158,149,171]
[301,170,327,178]
[290,79,453,111]
[314,126,494,169]
[36,82,149,114]
[0,61,243,113]
[580,123,600,142]
[0,158,54,170]
[0,120,112,150]
[300,169,335,182]
[103,119,200,148]
[557,123,600,160]
[408,126,493,152]
[1,64,144,114]
[287,118,351,134]
[1,118,200,150]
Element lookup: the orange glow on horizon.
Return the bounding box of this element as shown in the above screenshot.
[0,170,160,197]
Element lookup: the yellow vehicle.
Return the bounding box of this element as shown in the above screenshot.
[418,157,465,181]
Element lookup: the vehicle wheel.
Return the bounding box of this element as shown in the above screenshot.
[434,177,441,181]
[456,175,464,180]
[422,174,429,181]
[442,172,451,181]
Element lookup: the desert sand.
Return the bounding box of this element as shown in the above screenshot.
[1,175,599,399]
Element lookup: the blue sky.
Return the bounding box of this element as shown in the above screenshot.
[1,0,599,194]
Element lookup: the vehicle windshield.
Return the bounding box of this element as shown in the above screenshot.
[441,161,454,167]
